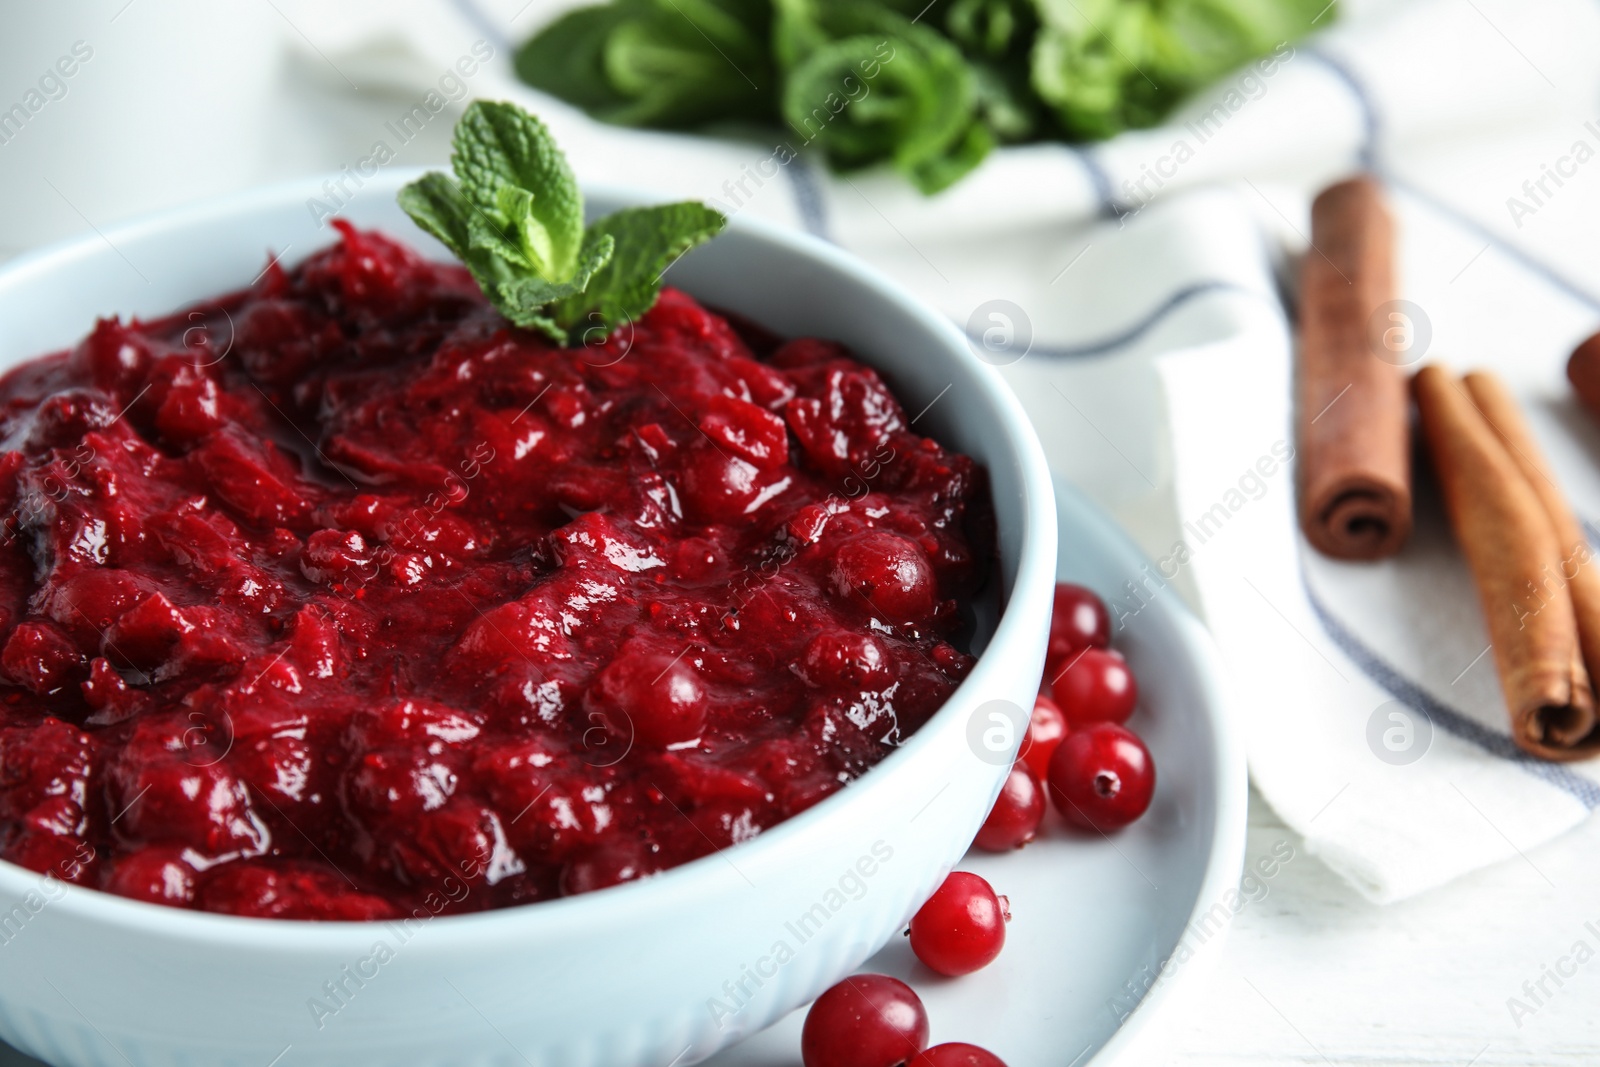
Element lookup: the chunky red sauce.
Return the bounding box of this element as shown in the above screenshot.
[0,225,991,919]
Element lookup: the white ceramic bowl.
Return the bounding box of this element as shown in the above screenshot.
[0,172,1057,1067]
[710,480,1249,1066]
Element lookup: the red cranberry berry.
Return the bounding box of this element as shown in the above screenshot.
[799,630,893,690]
[678,441,767,522]
[1048,647,1137,726]
[200,863,400,920]
[830,531,936,624]
[585,652,706,749]
[698,395,788,469]
[1048,582,1110,658]
[0,622,86,695]
[1018,694,1067,781]
[801,974,929,1067]
[1047,723,1155,832]
[910,1044,1009,1067]
[907,871,1009,977]
[104,847,198,907]
[973,762,1044,852]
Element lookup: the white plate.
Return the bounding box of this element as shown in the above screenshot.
[0,321,1236,1067]
[702,479,1249,1067]
[0,481,1245,1067]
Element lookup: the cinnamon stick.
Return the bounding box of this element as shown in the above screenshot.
[1297,176,1412,560]
[1566,330,1600,420]
[1464,370,1600,696]
[1413,364,1600,761]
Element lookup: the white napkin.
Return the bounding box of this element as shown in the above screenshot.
[271,0,1600,900]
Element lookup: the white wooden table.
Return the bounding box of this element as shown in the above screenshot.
[1144,787,1600,1066]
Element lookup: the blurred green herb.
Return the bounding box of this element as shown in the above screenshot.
[515,0,774,127]
[1031,0,1327,139]
[515,0,1333,193]
[774,0,993,192]
[399,101,725,345]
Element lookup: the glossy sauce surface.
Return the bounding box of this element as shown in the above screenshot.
[0,225,991,918]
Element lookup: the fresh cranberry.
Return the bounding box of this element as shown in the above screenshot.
[391,800,518,888]
[585,652,706,749]
[698,394,788,469]
[1048,582,1110,658]
[908,871,1009,976]
[830,531,936,624]
[0,719,94,819]
[0,622,85,695]
[678,441,770,522]
[1048,647,1137,726]
[68,317,152,392]
[104,721,268,858]
[191,429,312,528]
[103,593,195,671]
[1047,723,1155,832]
[5,796,94,879]
[801,974,929,1067]
[1018,694,1067,781]
[105,847,198,907]
[798,630,893,690]
[38,568,149,646]
[199,863,401,920]
[447,598,573,679]
[910,1044,1009,1067]
[973,761,1044,852]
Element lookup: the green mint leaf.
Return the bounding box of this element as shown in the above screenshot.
[776,1,986,186]
[464,188,542,272]
[493,230,616,321]
[908,119,994,194]
[397,172,474,260]
[400,102,726,345]
[550,202,725,343]
[1030,0,1329,139]
[944,0,1036,61]
[451,101,586,280]
[400,169,593,344]
[516,0,773,129]
[513,5,635,114]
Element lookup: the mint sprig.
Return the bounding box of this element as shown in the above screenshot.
[398,101,726,345]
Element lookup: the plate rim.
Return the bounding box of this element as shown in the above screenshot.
[1050,479,1249,1065]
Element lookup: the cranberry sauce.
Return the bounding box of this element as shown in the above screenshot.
[0,223,992,919]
